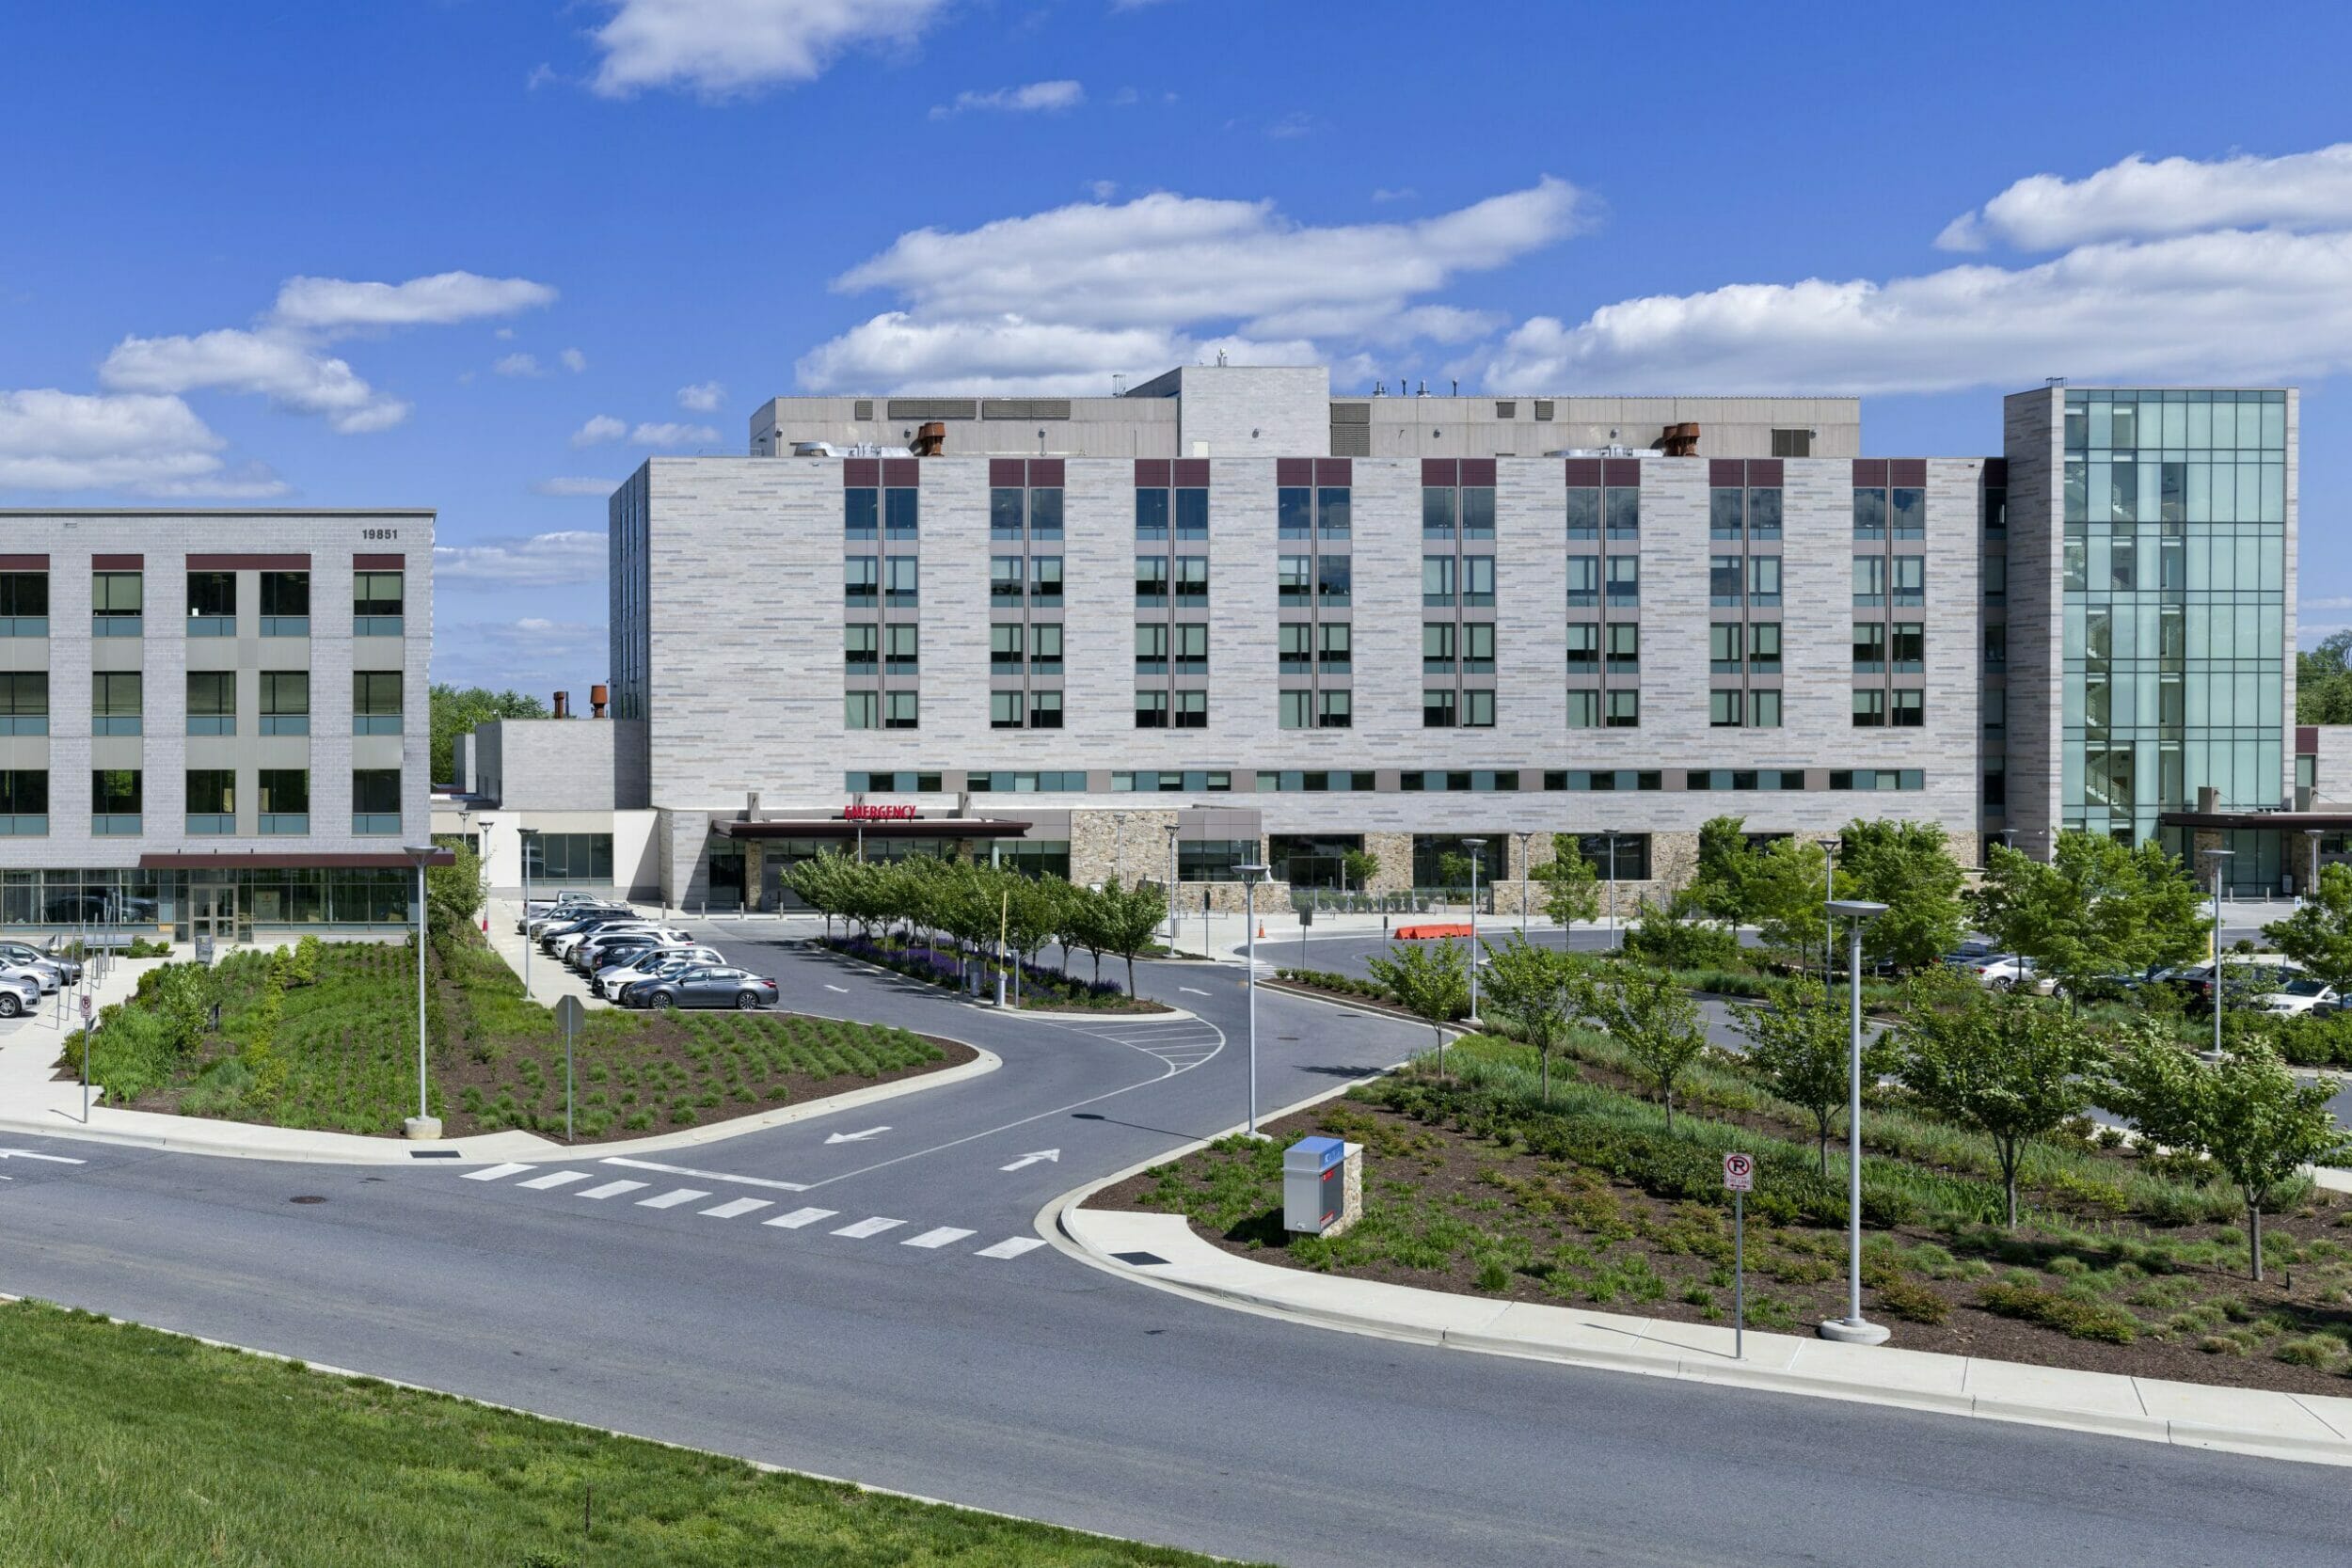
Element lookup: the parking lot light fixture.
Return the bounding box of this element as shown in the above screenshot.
[1603,829,1622,950]
[2203,847,2235,1060]
[403,845,439,1139]
[1816,837,1841,992]
[1164,823,1181,945]
[1820,897,1889,1345]
[1240,863,1270,1137]
[518,827,539,1000]
[1461,839,1486,1022]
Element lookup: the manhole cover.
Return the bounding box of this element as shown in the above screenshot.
[289,1196,327,1205]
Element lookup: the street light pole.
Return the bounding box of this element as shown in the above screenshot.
[2203,847,2235,1058]
[1602,829,1621,950]
[402,844,439,1140]
[1462,838,1486,1022]
[1820,897,1890,1345]
[518,826,538,1001]
[1164,823,1180,946]
[1815,837,1841,993]
[1517,830,1534,939]
[1240,863,1269,1136]
[2305,828,2322,903]
[1112,811,1130,886]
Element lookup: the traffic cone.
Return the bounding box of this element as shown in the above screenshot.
[1257,921,1265,938]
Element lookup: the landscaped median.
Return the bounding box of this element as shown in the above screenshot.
[70,933,972,1141]
[0,1298,1244,1567]
[1088,1032,2352,1408]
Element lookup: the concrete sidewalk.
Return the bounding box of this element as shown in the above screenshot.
[1054,1202,2352,1467]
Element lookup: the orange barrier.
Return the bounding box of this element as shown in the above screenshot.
[1394,924,1474,941]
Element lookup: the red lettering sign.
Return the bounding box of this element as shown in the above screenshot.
[842,803,918,821]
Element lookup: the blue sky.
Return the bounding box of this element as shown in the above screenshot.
[7,0,2352,690]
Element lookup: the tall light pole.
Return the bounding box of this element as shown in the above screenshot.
[518,826,538,1001]
[2203,847,2234,1058]
[1815,837,1842,992]
[1602,828,1622,950]
[1239,862,1269,1136]
[1111,810,1130,886]
[2305,828,2322,903]
[1164,822,1181,945]
[402,844,439,1139]
[1517,830,1534,938]
[475,813,495,936]
[1462,838,1486,1022]
[1820,897,1889,1345]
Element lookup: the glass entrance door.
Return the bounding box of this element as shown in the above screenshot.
[191,883,237,944]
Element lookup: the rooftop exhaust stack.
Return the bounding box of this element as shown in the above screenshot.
[552,690,569,721]
[912,421,946,456]
[1659,422,1701,456]
[590,684,609,719]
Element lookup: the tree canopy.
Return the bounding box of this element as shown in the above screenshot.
[1735,975,1892,1176]
[1530,833,1600,927]
[1837,819,1966,971]
[1368,939,1470,1075]
[2296,629,2352,723]
[2263,861,2352,991]
[1972,832,2211,995]
[1476,934,1581,1101]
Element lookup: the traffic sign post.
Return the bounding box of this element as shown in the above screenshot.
[554,994,584,1142]
[79,990,94,1124]
[1723,1152,1755,1359]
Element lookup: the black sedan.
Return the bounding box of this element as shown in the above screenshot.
[619,966,779,1011]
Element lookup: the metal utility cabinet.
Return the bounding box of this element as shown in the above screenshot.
[1282,1135,1363,1237]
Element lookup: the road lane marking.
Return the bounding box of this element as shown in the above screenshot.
[700,1197,772,1219]
[824,984,850,992]
[517,1170,593,1190]
[976,1237,1046,1259]
[902,1227,976,1249]
[577,1180,648,1200]
[601,1157,808,1191]
[823,1126,890,1144]
[463,1163,533,1181]
[765,1207,837,1228]
[0,1148,88,1164]
[998,1149,1060,1171]
[1180,986,1209,995]
[637,1188,710,1209]
[831,1216,905,1239]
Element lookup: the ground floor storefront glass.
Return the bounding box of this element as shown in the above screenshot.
[0,867,416,937]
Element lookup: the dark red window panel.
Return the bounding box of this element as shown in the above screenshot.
[92,553,144,570]
[186,553,308,569]
[844,458,880,487]
[0,554,48,570]
[1315,458,1351,485]
[1173,458,1210,488]
[1602,458,1642,486]
[1029,458,1064,487]
[882,458,921,487]
[1275,458,1312,486]
[352,553,403,569]
[1889,459,1928,486]
[1137,458,1173,487]
[2298,726,2320,754]
[1460,458,1496,487]
[1422,458,1457,487]
[1708,459,1745,487]
[1851,459,1889,487]
[989,458,1025,487]
[1563,458,1603,487]
[1749,459,1783,486]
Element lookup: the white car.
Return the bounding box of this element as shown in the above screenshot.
[0,958,59,996]
[593,944,725,998]
[556,923,670,964]
[1969,954,2054,993]
[572,927,693,973]
[0,971,40,1017]
[2255,977,2340,1016]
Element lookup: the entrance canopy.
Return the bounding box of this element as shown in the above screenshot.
[712,816,1032,843]
[138,850,456,869]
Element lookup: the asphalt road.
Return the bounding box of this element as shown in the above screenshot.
[1,932,2347,1566]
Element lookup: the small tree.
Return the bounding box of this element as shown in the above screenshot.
[1975,833,2211,998]
[425,838,485,942]
[1435,851,1474,900]
[1838,819,1967,972]
[1621,890,1741,972]
[1691,816,1762,926]
[1341,847,1381,893]
[1532,833,1601,927]
[1099,878,1169,997]
[2264,861,2352,992]
[1477,934,1578,1102]
[1893,972,2106,1226]
[1747,836,1834,970]
[1367,939,1469,1078]
[2107,1027,2350,1280]
[1736,975,1892,1176]
[1580,965,1708,1131]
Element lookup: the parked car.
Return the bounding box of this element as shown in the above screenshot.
[561,923,675,967]
[0,956,61,995]
[0,941,79,987]
[572,927,692,973]
[592,944,724,999]
[2178,957,2306,1007]
[1969,954,2056,993]
[619,966,778,1011]
[526,903,630,940]
[541,914,644,956]
[2255,976,2341,1016]
[0,967,44,1016]
[1940,940,1997,970]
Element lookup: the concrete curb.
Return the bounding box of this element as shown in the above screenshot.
[1039,1087,2352,1470]
[806,942,1197,1023]
[0,1043,1001,1166]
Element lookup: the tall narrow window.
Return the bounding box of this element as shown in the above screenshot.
[260,672,309,736]
[847,623,881,673]
[1139,623,1171,674]
[92,768,141,834]
[93,672,143,736]
[259,571,310,636]
[257,768,310,834]
[1565,623,1598,673]
[185,769,234,833]
[187,571,235,633]
[92,571,143,637]
[187,672,235,735]
[0,673,47,736]
[353,671,403,735]
[353,571,404,635]
[352,768,401,835]
[1749,623,1782,673]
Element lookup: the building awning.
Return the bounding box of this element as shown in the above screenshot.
[712,816,1031,842]
[2157,812,2352,832]
[137,850,457,870]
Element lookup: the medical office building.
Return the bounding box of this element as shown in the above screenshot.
[600,367,2302,911]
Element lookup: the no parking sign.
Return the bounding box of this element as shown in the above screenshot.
[1722,1151,1754,1192]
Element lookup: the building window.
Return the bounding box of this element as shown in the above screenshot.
[91,768,141,834]
[1279,487,1311,540]
[93,671,142,736]
[1750,622,1782,673]
[1462,621,1495,673]
[1138,555,1171,606]
[1460,486,1493,540]
[1605,689,1640,728]
[0,770,46,832]
[1771,428,1812,457]
[991,691,1024,729]
[187,671,235,735]
[1318,689,1352,728]
[1461,555,1496,608]
[1984,767,2008,809]
[991,556,1025,603]
[1276,623,1310,673]
[0,573,47,639]
[1174,556,1209,608]
[1030,690,1065,729]
[1275,555,1309,606]
[1314,622,1347,672]
[1748,487,1783,539]
[1423,486,1456,540]
[845,692,880,729]
[846,488,879,539]
[1566,623,1599,673]
[1709,555,1742,608]
[999,622,1032,670]
[1892,555,1925,606]
[1136,489,1170,540]
[260,671,310,736]
[1605,555,1639,608]
[1314,555,1349,606]
[1566,690,1600,728]
[353,570,404,636]
[186,570,235,632]
[883,624,917,673]
[1029,485,1064,539]
[1891,486,1925,539]
[1853,488,1887,540]
[1604,623,1638,674]
[1565,487,1600,540]
[1422,556,1454,607]
[1461,689,1495,727]
[1751,689,1783,728]
[1853,556,1886,607]
[1709,623,1742,673]
[1422,622,1455,673]
[1031,623,1063,673]
[848,622,881,673]
[257,768,309,834]
[883,555,918,607]
[1175,487,1209,540]
[846,556,879,607]
[1566,556,1599,609]
[1171,689,1205,729]
[1984,688,2007,733]
[1891,689,1925,728]
[882,691,918,729]
[1279,690,1311,730]
[353,671,402,735]
[259,571,310,636]
[1710,690,1743,727]
[1605,487,1640,539]
[883,487,918,540]
[93,570,143,637]
[1853,689,1886,727]
[0,672,45,739]
[1139,623,1171,674]
[352,768,401,835]
[1709,488,1742,540]
[185,768,234,833]
[1579,832,1651,880]
[1423,689,1457,727]
[1985,486,2008,536]
[1748,556,1781,608]
[525,832,615,881]
[1890,622,1925,673]
[1029,555,1064,607]
[1853,622,1886,672]
[1984,554,2007,605]
[991,487,1025,541]
[1136,690,1169,729]
[1178,839,1259,882]
[1984,623,2008,668]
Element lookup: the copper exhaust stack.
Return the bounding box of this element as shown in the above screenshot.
[590,684,609,719]
[1659,422,1701,456]
[912,420,946,456]
[553,689,569,720]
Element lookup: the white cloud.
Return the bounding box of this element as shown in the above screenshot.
[1479,225,2352,396]
[801,178,1583,392]
[434,530,608,586]
[0,388,285,496]
[571,414,628,447]
[1939,143,2352,252]
[271,271,558,332]
[588,0,951,100]
[560,347,588,373]
[1372,186,1417,203]
[494,352,545,377]
[630,420,720,446]
[1088,179,1119,199]
[532,477,621,497]
[930,79,1083,119]
[99,329,410,434]
[676,380,726,411]
[433,617,608,692]
[1265,111,1314,140]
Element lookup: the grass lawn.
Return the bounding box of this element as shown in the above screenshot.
[78,936,966,1140]
[1104,1033,2352,1396]
[0,1300,1239,1568]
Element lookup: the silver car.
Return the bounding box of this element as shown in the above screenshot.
[0,970,40,1018]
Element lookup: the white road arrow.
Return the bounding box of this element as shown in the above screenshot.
[998,1148,1061,1172]
[823,1126,891,1145]
[0,1148,87,1164]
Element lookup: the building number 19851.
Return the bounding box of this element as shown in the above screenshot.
[361,528,399,540]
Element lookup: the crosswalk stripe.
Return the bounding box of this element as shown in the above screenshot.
[637,1188,710,1209]
[765,1207,837,1228]
[901,1227,976,1249]
[517,1170,592,1190]
[463,1163,534,1181]
[700,1197,772,1219]
[831,1216,905,1239]
[976,1237,1047,1259]
[577,1180,648,1200]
